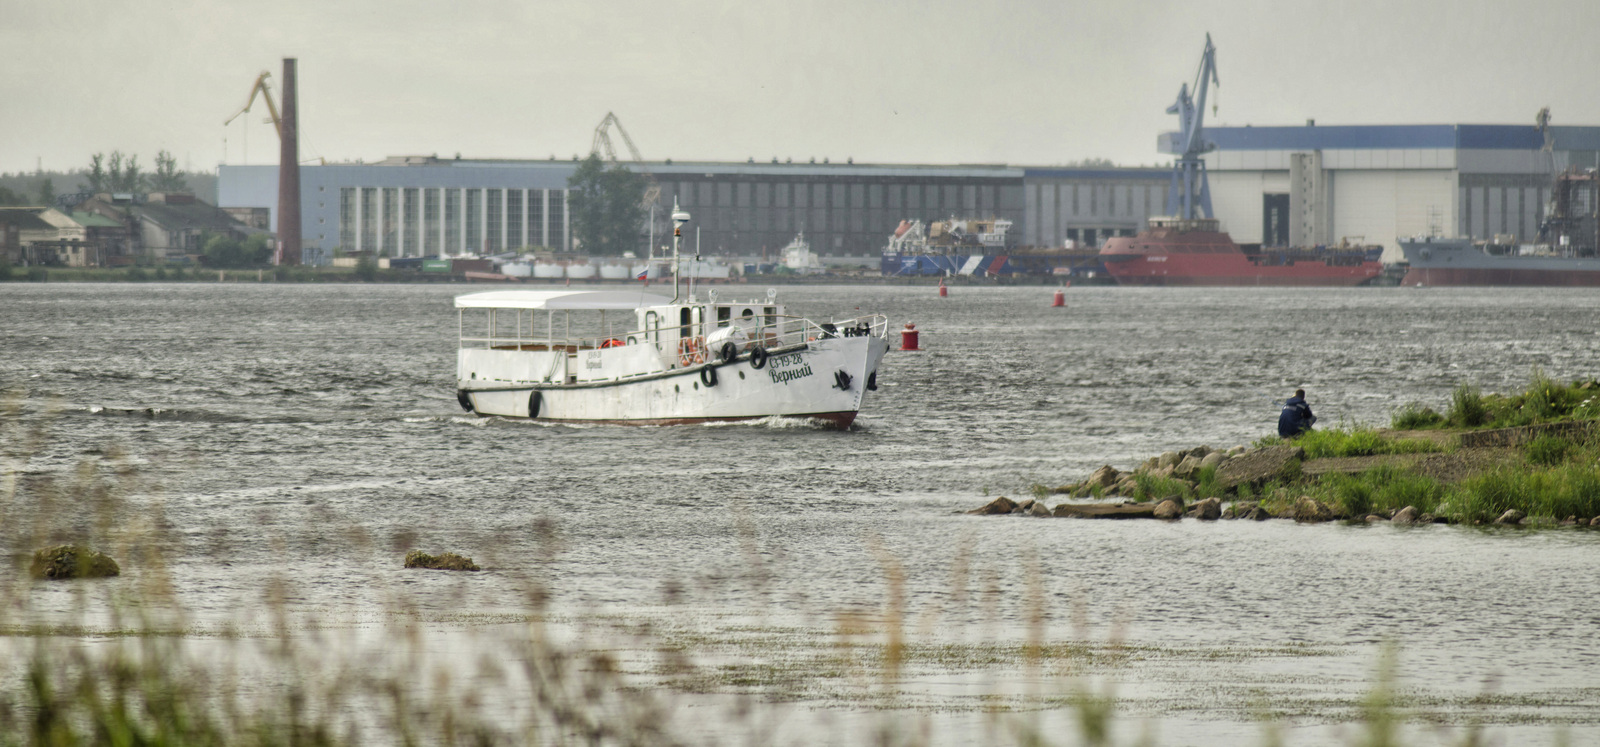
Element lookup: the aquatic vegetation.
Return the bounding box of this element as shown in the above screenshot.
[28,544,120,579]
[402,549,480,571]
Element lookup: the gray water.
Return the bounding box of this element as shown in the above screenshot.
[5,283,1600,745]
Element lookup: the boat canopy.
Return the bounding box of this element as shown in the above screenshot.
[454,289,674,311]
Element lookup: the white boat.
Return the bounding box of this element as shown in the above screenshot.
[781,232,826,275]
[453,206,890,427]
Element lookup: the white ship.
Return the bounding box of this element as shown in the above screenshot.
[453,207,890,427]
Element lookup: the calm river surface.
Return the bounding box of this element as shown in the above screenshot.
[4,283,1600,745]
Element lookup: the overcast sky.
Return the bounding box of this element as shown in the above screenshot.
[3,0,1598,176]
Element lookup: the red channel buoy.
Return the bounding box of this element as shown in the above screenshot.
[1051,288,1065,307]
[900,323,920,351]
[938,278,948,298]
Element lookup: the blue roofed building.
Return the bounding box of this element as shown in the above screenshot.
[1167,122,1600,258]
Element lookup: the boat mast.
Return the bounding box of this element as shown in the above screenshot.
[671,202,690,303]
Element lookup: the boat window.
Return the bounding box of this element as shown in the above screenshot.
[680,307,693,340]
[716,306,731,328]
[645,311,659,343]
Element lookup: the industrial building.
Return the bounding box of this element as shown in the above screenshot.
[216,121,1600,264]
[217,158,1167,262]
[1188,123,1600,259]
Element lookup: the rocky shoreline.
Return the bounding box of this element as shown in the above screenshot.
[968,438,1600,527]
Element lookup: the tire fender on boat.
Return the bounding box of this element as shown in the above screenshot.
[528,390,542,418]
[749,346,769,370]
[719,341,738,363]
[457,390,474,412]
[700,365,719,388]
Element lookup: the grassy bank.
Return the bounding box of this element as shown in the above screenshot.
[1045,373,1600,525]
[1281,374,1600,523]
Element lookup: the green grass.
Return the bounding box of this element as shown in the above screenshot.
[1131,473,1191,502]
[1308,465,1447,518]
[1289,427,1443,459]
[1444,463,1600,523]
[1391,402,1446,429]
[1428,372,1600,430]
[1449,382,1491,427]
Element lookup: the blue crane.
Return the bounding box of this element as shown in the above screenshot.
[1165,34,1220,220]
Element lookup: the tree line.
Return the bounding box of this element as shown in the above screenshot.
[0,151,191,208]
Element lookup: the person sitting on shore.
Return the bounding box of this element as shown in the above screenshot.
[1278,389,1317,438]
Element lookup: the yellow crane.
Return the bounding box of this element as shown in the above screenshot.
[590,112,661,207]
[224,70,282,136]
[223,71,324,164]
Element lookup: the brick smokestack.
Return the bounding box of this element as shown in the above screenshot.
[276,57,302,265]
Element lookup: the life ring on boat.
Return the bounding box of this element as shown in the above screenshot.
[528,390,542,419]
[749,346,769,370]
[677,336,705,366]
[719,341,739,363]
[600,338,624,348]
[456,389,474,412]
[700,365,718,388]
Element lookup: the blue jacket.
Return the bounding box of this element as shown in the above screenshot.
[1278,396,1316,438]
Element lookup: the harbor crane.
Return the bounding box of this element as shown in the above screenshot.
[224,71,282,136]
[590,112,662,208]
[1165,34,1220,220]
[223,70,324,165]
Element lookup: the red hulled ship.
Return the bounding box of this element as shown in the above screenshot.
[1099,218,1384,286]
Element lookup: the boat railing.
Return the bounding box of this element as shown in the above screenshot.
[460,314,889,354]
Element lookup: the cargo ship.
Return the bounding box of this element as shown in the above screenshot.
[1397,237,1600,286]
[1099,217,1385,286]
[1398,167,1599,286]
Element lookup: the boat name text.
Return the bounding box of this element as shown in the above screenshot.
[767,353,814,385]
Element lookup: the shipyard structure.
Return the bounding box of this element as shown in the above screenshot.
[218,122,1600,266]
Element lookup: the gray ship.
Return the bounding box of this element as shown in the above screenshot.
[1399,167,1599,286]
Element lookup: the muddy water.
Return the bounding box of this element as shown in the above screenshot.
[5,283,1600,745]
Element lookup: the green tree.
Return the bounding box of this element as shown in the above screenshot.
[0,186,24,206]
[203,234,244,268]
[567,153,647,256]
[202,232,273,268]
[35,178,55,207]
[106,151,144,192]
[241,233,272,264]
[149,150,187,192]
[84,153,108,193]
[354,256,378,281]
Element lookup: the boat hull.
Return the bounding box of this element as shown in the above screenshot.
[1101,229,1382,286]
[1399,238,1600,286]
[461,336,889,428]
